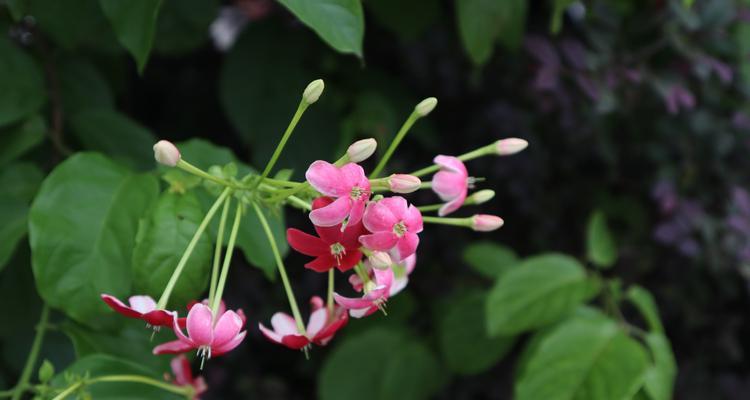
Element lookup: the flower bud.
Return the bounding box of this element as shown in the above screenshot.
[388,174,421,193]
[347,138,377,163]
[471,214,504,232]
[303,79,325,104]
[364,280,378,293]
[494,138,528,156]
[153,140,181,167]
[414,97,437,117]
[469,189,495,205]
[368,251,392,270]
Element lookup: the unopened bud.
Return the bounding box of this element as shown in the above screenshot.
[472,214,504,232]
[368,251,392,269]
[494,138,528,156]
[388,174,421,193]
[303,79,325,104]
[153,140,181,167]
[469,189,495,205]
[347,138,377,163]
[414,97,437,117]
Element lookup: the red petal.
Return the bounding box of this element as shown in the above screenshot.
[101,294,142,319]
[336,249,362,272]
[142,310,175,327]
[287,228,327,256]
[305,255,336,273]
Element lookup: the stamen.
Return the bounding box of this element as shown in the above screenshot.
[393,221,407,237]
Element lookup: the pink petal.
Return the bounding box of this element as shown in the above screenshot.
[306,308,328,337]
[438,191,467,216]
[349,306,377,318]
[128,295,157,314]
[153,339,196,355]
[404,254,417,274]
[362,200,399,232]
[389,277,409,297]
[338,163,367,188]
[359,232,399,251]
[258,322,284,343]
[348,197,367,226]
[395,233,420,261]
[372,267,394,288]
[101,294,143,319]
[377,197,409,222]
[432,170,468,200]
[313,311,348,345]
[404,204,424,233]
[310,296,325,311]
[306,161,348,197]
[333,292,375,310]
[286,228,328,256]
[186,304,214,346]
[212,311,243,348]
[434,155,468,175]
[213,330,246,356]
[172,314,193,344]
[270,313,299,336]
[348,274,364,292]
[309,196,352,227]
[170,355,193,385]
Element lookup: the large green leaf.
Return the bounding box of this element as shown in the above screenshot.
[0,114,45,167]
[365,0,440,40]
[456,0,527,65]
[642,333,676,400]
[28,0,122,52]
[0,38,46,127]
[69,109,156,170]
[0,163,43,271]
[58,58,115,114]
[626,285,664,333]
[486,253,592,336]
[515,317,649,400]
[99,0,164,72]
[50,354,182,399]
[439,290,515,375]
[462,241,519,278]
[586,210,618,269]
[154,0,219,55]
[277,0,364,57]
[132,191,212,307]
[319,328,444,400]
[29,153,159,327]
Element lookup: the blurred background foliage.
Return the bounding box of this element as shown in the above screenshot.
[1,0,750,398]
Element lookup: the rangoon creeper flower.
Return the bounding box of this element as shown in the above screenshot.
[494,138,528,156]
[368,251,392,270]
[101,294,182,328]
[359,196,423,261]
[153,140,181,167]
[349,254,416,297]
[472,214,504,231]
[287,197,366,272]
[335,267,394,318]
[431,155,469,216]
[168,355,207,399]
[347,138,377,163]
[258,296,348,350]
[153,304,246,360]
[305,161,371,227]
[388,174,421,193]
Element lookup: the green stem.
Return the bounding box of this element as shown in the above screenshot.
[327,269,334,317]
[210,201,243,317]
[421,215,471,227]
[353,263,370,286]
[417,203,442,212]
[286,195,312,211]
[51,381,83,400]
[177,160,239,188]
[157,187,231,309]
[251,100,309,192]
[370,111,420,178]
[52,374,192,400]
[410,142,496,177]
[251,202,305,333]
[11,305,49,400]
[208,195,231,309]
[261,177,302,187]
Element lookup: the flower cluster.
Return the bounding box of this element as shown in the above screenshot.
[93,81,527,397]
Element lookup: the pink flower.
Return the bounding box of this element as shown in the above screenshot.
[286,197,365,272]
[334,267,394,318]
[305,161,371,227]
[168,355,207,399]
[472,214,504,231]
[348,254,416,297]
[153,303,246,360]
[359,197,423,261]
[431,155,469,216]
[258,296,348,350]
[101,294,182,328]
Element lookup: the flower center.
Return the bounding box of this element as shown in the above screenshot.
[330,242,346,264]
[350,186,365,200]
[393,221,407,237]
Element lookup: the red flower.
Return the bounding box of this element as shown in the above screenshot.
[286,197,366,272]
[101,294,184,328]
[258,296,348,350]
[168,355,207,399]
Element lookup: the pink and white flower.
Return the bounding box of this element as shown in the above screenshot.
[431,155,469,216]
[168,355,207,399]
[101,294,180,328]
[305,161,371,227]
[334,267,394,318]
[359,196,423,261]
[349,254,416,297]
[153,303,246,360]
[258,296,348,350]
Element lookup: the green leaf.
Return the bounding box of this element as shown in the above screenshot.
[626,285,664,333]
[0,162,43,271]
[0,162,44,203]
[586,210,618,269]
[365,0,440,40]
[0,114,45,167]
[515,317,649,400]
[0,38,46,127]
[462,241,519,278]
[154,0,219,55]
[486,253,591,336]
[456,0,527,65]
[58,58,115,114]
[28,0,122,52]
[132,191,212,307]
[277,0,364,57]
[50,354,182,399]
[440,290,515,375]
[99,0,164,72]
[642,333,677,400]
[29,153,159,327]
[69,109,156,170]
[319,327,444,400]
